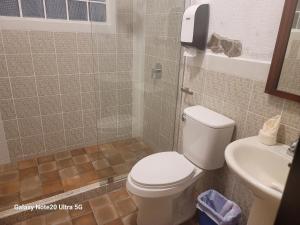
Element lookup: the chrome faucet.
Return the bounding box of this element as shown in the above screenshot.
[287,139,299,156]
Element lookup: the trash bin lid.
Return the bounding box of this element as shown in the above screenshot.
[131,152,196,188]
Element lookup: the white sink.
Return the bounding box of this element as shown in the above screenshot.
[225,136,292,225]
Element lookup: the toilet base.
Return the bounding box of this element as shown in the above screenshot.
[131,185,197,225]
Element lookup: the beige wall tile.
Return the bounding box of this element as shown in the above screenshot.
[39,95,62,115]
[2,30,30,54]
[11,77,37,98]
[98,34,116,53]
[117,54,133,72]
[203,71,226,99]
[32,54,58,76]
[224,74,252,108]
[243,112,265,138]
[281,101,300,129]
[117,34,133,53]
[57,54,78,75]
[78,54,97,74]
[6,55,34,77]
[44,131,66,152]
[83,110,97,128]
[54,32,77,54]
[0,99,16,120]
[18,116,42,137]
[82,92,96,110]
[0,78,12,99]
[77,33,96,54]
[117,72,132,89]
[0,55,8,77]
[61,94,82,112]
[65,128,84,146]
[202,95,223,114]
[99,54,116,72]
[42,114,64,133]
[117,0,133,14]
[117,14,133,34]
[36,76,60,96]
[63,111,83,129]
[59,75,80,94]
[29,31,55,54]
[15,97,40,118]
[249,81,284,117]
[118,89,132,105]
[21,135,45,156]
[3,120,19,140]
[7,139,22,161]
[100,91,118,108]
[278,124,300,145]
[80,74,96,92]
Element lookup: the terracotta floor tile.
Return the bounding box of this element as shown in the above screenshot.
[69,201,92,219]
[0,181,19,196]
[0,170,19,183]
[72,154,90,165]
[18,159,37,170]
[38,161,57,174]
[96,167,115,179]
[20,186,43,202]
[42,180,64,197]
[72,212,97,225]
[104,219,124,225]
[112,164,130,175]
[45,210,70,225]
[99,144,116,152]
[61,175,82,191]
[89,195,111,209]
[55,151,72,161]
[19,167,38,180]
[108,188,129,203]
[23,215,45,225]
[40,171,60,184]
[56,158,74,170]
[71,148,86,156]
[76,163,94,174]
[107,154,125,166]
[114,198,137,217]
[93,204,118,225]
[122,213,137,225]
[59,166,79,179]
[37,155,55,164]
[0,163,17,173]
[88,152,104,161]
[84,145,99,154]
[0,193,20,209]
[92,159,110,170]
[20,176,41,192]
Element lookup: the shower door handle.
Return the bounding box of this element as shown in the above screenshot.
[181,87,194,95]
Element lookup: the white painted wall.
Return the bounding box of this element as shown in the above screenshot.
[191,0,285,61]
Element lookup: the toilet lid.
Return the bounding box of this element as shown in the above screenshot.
[130,152,196,188]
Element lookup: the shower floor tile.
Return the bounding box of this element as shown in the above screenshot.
[0,138,153,212]
[12,188,198,225]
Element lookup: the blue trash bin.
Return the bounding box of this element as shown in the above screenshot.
[196,190,241,225]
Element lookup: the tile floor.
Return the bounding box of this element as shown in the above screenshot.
[0,138,153,212]
[12,188,198,225]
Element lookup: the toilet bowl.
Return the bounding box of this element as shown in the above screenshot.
[127,106,235,225]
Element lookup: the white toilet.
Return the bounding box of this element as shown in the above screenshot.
[126,106,235,225]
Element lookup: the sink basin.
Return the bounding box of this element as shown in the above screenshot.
[225,136,292,225]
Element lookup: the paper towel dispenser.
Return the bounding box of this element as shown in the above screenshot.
[181,3,209,50]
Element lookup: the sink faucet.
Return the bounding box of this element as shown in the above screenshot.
[287,139,299,156]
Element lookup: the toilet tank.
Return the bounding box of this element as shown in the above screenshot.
[182,106,235,170]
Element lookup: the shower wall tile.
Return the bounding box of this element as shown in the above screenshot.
[0,21,134,161]
[2,30,30,54]
[6,55,34,77]
[29,31,55,54]
[32,54,58,76]
[0,55,8,77]
[36,76,60,96]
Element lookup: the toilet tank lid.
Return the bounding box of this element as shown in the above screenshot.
[184,106,235,129]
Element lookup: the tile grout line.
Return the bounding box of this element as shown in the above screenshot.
[0,30,24,160]
[28,30,48,157]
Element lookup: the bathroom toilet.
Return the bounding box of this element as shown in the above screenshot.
[126,106,235,225]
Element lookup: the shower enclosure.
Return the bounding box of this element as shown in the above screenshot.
[0,0,185,210]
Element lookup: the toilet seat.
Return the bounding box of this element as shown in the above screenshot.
[131,152,195,189]
[127,152,203,198]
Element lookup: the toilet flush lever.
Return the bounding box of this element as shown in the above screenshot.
[181,87,194,95]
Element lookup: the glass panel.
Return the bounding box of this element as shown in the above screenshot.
[22,0,45,18]
[0,0,20,17]
[89,2,106,22]
[68,0,88,21]
[45,0,67,19]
